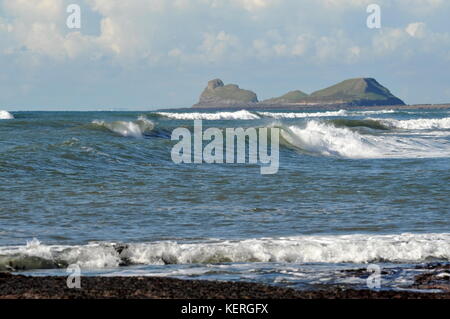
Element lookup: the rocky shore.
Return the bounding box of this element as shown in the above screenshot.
[1,263,449,299]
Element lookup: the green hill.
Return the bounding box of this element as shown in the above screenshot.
[263,90,309,104]
[309,78,405,105]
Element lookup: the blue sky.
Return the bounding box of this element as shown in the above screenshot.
[0,0,449,110]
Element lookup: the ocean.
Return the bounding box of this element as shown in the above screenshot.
[0,108,449,291]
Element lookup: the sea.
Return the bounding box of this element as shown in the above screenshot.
[0,107,449,291]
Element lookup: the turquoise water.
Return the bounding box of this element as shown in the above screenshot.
[0,108,449,290]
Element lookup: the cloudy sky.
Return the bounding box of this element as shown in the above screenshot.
[0,0,449,110]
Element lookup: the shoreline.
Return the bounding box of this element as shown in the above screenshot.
[1,271,449,299]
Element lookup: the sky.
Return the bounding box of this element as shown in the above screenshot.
[0,0,449,110]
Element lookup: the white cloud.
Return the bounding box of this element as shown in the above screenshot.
[0,0,449,66]
[372,22,450,59]
[3,0,65,22]
[198,31,240,62]
[320,0,372,7]
[314,31,362,63]
[397,0,445,12]
[405,22,427,38]
[232,0,277,11]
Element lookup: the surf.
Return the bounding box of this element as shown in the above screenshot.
[153,109,411,121]
[0,110,14,120]
[156,110,260,120]
[376,117,450,130]
[279,119,450,159]
[1,234,449,271]
[330,118,390,130]
[257,110,347,119]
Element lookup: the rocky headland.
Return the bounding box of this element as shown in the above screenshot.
[193,78,406,109]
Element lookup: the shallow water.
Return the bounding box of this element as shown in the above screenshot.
[0,108,449,290]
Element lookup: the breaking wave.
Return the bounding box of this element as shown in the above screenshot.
[330,119,390,130]
[154,109,400,121]
[1,234,449,271]
[280,120,450,159]
[280,121,380,158]
[0,110,14,120]
[377,117,450,130]
[92,116,154,138]
[258,110,348,119]
[156,110,260,120]
[157,109,349,120]
[351,109,396,115]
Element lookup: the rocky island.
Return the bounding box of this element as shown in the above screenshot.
[193,78,405,108]
[193,79,259,108]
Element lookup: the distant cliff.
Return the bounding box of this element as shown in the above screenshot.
[193,78,405,108]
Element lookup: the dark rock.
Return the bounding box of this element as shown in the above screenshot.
[113,244,133,267]
[0,275,449,299]
[412,263,450,292]
[0,255,59,272]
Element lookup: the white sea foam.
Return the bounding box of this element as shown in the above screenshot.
[1,234,449,270]
[0,110,14,120]
[92,116,154,138]
[156,110,260,120]
[156,109,396,121]
[121,233,450,264]
[351,109,396,115]
[377,117,450,130]
[280,120,450,159]
[258,110,348,119]
[281,121,380,158]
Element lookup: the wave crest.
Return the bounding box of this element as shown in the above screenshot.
[378,117,450,130]
[258,110,348,119]
[154,109,400,121]
[1,234,449,271]
[156,110,260,120]
[280,120,450,159]
[281,121,380,158]
[0,110,14,120]
[92,116,154,138]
